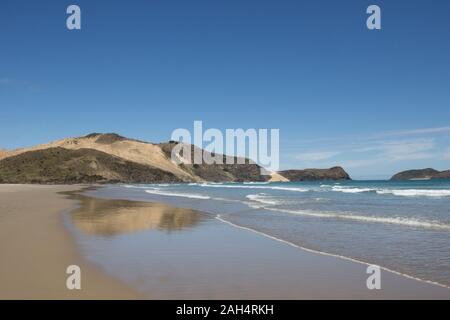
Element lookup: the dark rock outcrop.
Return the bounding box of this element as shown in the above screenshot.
[437,170,450,179]
[159,142,270,182]
[278,166,351,181]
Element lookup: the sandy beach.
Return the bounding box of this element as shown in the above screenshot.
[0,185,139,299]
[1,184,450,299]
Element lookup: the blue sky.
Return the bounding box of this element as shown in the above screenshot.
[1,0,449,179]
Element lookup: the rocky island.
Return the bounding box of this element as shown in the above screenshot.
[390,168,450,180]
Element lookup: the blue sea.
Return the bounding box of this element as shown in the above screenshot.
[91,179,450,288]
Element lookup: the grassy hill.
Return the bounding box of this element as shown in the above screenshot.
[278,166,351,181]
[0,147,181,184]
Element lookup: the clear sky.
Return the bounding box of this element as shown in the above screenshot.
[1,0,449,179]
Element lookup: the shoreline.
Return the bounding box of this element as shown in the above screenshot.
[68,187,450,299]
[0,184,140,299]
[215,214,450,291]
[1,184,450,299]
[89,183,450,291]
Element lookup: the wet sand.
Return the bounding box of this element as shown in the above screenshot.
[68,189,450,299]
[1,185,450,299]
[0,185,139,299]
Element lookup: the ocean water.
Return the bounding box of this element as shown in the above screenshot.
[90,180,450,288]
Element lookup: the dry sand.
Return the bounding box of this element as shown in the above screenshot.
[0,184,139,299]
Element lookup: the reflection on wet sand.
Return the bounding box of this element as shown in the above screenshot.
[64,190,206,237]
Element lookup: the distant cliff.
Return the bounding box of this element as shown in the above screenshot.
[390,168,450,180]
[278,166,351,181]
[159,142,270,182]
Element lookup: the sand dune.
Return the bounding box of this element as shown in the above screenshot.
[0,134,196,181]
[269,172,289,182]
[0,133,289,183]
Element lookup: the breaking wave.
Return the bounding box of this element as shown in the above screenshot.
[331,186,450,198]
[267,208,450,231]
[198,183,309,192]
[331,186,376,193]
[246,193,284,206]
[376,189,450,197]
[144,189,211,200]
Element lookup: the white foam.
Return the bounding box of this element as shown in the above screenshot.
[215,215,450,289]
[376,189,450,198]
[331,186,450,198]
[332,186,376,193]
[246,193,282,206]
[198,183,309,192]
[123,184,163,189]
[267,208,450,231]
[243,181,270,185]
[123,184,150,189]
[144,189,210,200]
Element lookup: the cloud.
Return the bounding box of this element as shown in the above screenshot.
[287,138,437,170]
[294,151,339,161]
[289,125,450,146]
[336,159,381,168]
[369,139,436,161]
[343,139,436,168]
[444,148,450,160]
[0,77,42,92]
[382,126,450,137]
[284,127,449,175]
[0,78,12,85]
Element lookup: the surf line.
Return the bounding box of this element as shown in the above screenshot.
[215,214,450,290]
